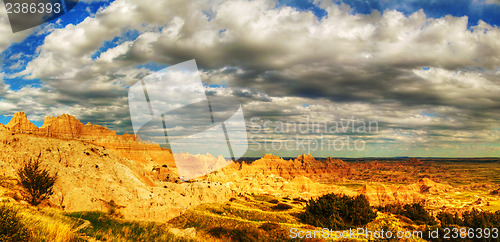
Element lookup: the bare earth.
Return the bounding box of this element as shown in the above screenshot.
[1,112,499,225]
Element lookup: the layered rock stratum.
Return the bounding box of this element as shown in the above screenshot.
[7,112,176,169]
[0,112,481,221]
[0,112,233,220]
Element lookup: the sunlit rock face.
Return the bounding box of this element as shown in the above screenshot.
[5,112,38,134]
[0,112,474,221]
[0,112,235,221]
[6,112,176,168]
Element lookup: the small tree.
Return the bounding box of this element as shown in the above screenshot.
[17,158,57,206]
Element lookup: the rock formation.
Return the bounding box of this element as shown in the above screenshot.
[233,154,350,182]
[5,112,176,170]
[357,178,452,206]
[0,112,351,221]
[5,112,38,133]
[0,112,478,222]
[412,178,452,194]
[0,126,238,221]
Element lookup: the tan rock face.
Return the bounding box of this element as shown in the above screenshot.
[356,178,454,207]
[40,114,89,139]
[295,154,316,163]
[6,112,176,169]
[233,154,349,182]
[0,126,235,221]
[413,178,452,194]
[5,112,38,133]
[2,113,341,220]
[0,112,465,221]
[358,184,425,206]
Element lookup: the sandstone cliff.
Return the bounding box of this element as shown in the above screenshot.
[233,154,349,183]
[0,113,345,221]
[0,127,235,221]
[0,112,471,222]
[5,112,39,133]
[5,112,176,171]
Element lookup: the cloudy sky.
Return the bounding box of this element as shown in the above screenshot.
[1,0,500,157]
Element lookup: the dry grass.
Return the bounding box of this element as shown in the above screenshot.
[0,201,187,242]
[0,202,79,242]
[168,194,307,241]
[167,194,441,241]
[20,208,79,242]
[65,211,187,242]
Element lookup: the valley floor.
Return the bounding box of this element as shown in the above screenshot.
[2,159,500,241]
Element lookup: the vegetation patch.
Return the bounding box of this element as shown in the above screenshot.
[17,158,57,205]
[378,203,437,225]
[207,226,264,241]
[300,193,377,230]
[0,203,30,242]
[437,209,500,228]
[258,222,281,231]
[65,211,181,241]
[271,203,293,211]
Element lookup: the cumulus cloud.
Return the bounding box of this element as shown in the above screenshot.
[1,0,500,156]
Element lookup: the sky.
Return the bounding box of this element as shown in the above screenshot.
[0,0,500,157]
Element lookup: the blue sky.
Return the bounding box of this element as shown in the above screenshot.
[332,0,500,26]
[1,0,500,157]
[280,0,500,27]
[2,0,498,93]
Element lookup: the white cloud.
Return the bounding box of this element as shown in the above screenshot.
[21,0,500,80]
[2,0,500,154]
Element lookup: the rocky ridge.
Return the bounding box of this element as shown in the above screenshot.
[5,112,176,172]
[0,112,481,221]
[233,154,348,182]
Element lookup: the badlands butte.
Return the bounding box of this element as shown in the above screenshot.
[1,112,500,222]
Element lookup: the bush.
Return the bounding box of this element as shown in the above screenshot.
[401,203,436,225]
[258,222,280,231]
[208,226,263,241]
[271,203,292,211]
[436,211,462,227]
[0,204,30,241]
[301,193,377,230]
[439,209,500,228]
[463,209,500,228]
[106,199,124,218]
[17,158,58,206]
[378,203,436,225]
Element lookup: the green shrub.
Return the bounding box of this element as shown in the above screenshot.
[258,222,280,231]
[271,203,292,211]
[0,204,30,241]
[402,203,436,225]
[17,158,57,206]
[436,211,462,227]
[301,193,377,230]
[462,209,500,228]
[378,203,436,225]
[208,226,263,241]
